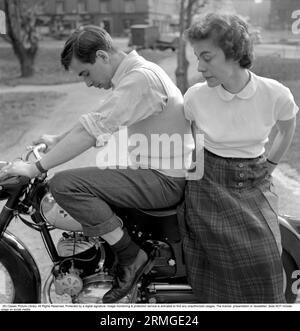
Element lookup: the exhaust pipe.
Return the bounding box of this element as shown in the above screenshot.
[145,283,197,303]
[148,283,193,292]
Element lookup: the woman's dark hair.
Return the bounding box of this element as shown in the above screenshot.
[185,13,254,69]
[61,25,116,70]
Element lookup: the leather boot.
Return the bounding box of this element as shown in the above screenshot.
[102,249,151,303]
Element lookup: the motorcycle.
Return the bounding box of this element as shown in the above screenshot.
[0,144,300,304]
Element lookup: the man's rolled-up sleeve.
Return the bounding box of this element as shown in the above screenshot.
[80,111,113,147]
[79,70,167,147]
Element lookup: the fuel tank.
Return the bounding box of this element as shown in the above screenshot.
[40,192,83,232]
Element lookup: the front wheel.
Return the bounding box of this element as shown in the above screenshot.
[0,258,14,303]
[0,238,40,303]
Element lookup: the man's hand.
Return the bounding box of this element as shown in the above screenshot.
[32,134,61,153]
[0,160,39,180]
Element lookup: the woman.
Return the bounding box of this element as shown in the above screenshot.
[179,13,298,303]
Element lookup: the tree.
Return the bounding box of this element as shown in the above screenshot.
[175,0,235,94]
[176,0,207,94]
[3,0,43,77]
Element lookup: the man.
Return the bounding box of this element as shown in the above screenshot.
[0,26,193,303]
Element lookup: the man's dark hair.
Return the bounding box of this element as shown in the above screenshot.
[185,13,254,69]
[61,25,116,70]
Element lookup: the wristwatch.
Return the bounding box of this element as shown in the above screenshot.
[35,160,48,173]
[266,159,278,166]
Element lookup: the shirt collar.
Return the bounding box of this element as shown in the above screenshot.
[215,71,257,101]
[111,51,143,88]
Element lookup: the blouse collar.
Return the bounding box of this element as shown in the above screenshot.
[215,71,257,101]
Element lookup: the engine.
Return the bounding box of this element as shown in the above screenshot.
[40,192,196,303]
[52,232,103,297]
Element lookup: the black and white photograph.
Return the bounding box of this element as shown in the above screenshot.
[0,0,299,315]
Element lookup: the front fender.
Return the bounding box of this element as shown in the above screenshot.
[0,231,41,303]
[279,215,300,268]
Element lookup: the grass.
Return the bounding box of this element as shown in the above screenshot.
[274,80,300,173]
[1,40,300,85]
[0,42,173,86]
[252,56,300,82]
[0,45,79,86]
[189,56,300,86]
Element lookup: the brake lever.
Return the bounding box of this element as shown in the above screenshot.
[33,144,46,161]
[25,144,47,161]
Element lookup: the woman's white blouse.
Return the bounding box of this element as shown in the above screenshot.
[184,72,299,158]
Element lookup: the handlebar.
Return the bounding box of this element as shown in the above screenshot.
[25,144,47,162]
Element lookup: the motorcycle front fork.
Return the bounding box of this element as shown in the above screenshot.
[0,194,20,238]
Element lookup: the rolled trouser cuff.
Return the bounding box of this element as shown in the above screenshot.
[82,214,123,237]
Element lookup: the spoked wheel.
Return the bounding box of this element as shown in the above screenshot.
[0,262,15,303]
[0,239,39,303]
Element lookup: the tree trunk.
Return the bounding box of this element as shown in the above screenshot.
[19,50,35,77]
[176,0,189,94]
[175,38,189,94]
[175,0,209,94]
[176,0,200,94]
[4,0,39,78]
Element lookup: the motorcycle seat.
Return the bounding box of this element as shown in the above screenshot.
[137,206,178,217]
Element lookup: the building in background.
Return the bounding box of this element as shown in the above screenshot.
[38,0,180,37]
[2,0,295,40]
[231,0,271,28]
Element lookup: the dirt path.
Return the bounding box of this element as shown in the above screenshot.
[0,83,105,163]
[0,82,108,291]
[1,68,300,303]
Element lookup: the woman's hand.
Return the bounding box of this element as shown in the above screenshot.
[265,159,277,176]
[32,134,61,153]
[0,160,39,180]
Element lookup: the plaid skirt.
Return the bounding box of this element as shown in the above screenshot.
[177,149,285,303]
